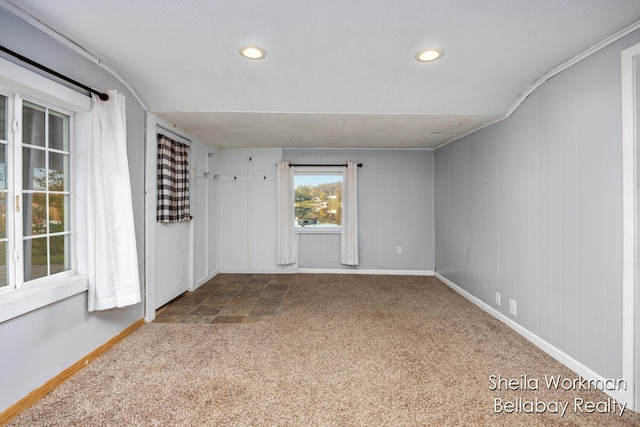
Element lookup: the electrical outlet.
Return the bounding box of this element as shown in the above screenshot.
[495,292,501,306]
[396,246,402,254]
[509,299,517,316]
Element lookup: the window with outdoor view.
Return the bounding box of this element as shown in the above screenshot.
[294,173,342,228]
[0,94,8,288]
[0,93,72,292]
[21,101,71,282]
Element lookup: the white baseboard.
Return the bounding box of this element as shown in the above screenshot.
[297,268,435,276]
[435,272,631,405]
[219,267,435,276]
[219,268,296,274]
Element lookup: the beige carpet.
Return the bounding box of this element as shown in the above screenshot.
[8,274,640,426]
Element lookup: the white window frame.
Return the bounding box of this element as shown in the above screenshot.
[294,166,343,234]
[16,95,74,287]
[0,56,90,323]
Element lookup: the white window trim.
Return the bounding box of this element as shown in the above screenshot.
[0,57,90,113]
[0,56,90,323]
[294,166,343,233]
[295,227,342,235]
[0,275,88,323]
[15,94,75,287]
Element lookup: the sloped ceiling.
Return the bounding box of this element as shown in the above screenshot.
[4,0,640,148]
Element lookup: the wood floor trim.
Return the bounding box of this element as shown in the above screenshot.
[0,318,145,426]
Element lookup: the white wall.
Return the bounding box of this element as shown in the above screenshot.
[217,148,436,274]
[0,7,145,413]
[192,144,219,286]
[434,28,640,381]
[219,148,283,273]
[285,149,435,272]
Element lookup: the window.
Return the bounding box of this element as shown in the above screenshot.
[0,94,7,288]
[0,57,90,322]
[21,101,71,282]
[294,170,342,229]
[0,94,73,291]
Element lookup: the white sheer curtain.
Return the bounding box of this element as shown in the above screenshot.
[341,162,359,265]
[276,162,296,265]
[87,90,141,311]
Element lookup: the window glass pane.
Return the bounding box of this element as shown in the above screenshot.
[48,152,68,191]
[23,147,46,190]
[16,102,74,285]
[0,145,6,190]
[23,102,45,147]
[49,194,68,232]
[50,234,69,275]
[23,193,47,236]
[0,241,6,288]
[0,193,6,239]
[24,237,48,281]
[0,95,6,141]
[295,175,342,227]
[49,111,69,151]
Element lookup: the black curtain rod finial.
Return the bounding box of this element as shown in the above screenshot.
[98,92,109,101]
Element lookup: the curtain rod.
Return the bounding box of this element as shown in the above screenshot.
[288,163,362,167]
[0,45,110,101]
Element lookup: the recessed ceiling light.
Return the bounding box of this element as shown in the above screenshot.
[240,45,267,60]
[415,48,444,62]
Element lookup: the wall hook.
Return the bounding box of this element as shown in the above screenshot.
[208,153,214,158]
[204,172,210,177]
[213,174,220,179]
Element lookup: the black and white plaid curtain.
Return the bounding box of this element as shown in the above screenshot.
[157,134,191,223]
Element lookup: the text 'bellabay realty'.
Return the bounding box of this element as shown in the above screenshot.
[489,374,628,417]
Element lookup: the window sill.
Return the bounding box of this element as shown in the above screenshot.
[296,227,342,234]
[0,275,89,323]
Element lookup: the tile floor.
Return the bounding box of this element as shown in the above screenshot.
[153,273,292,324]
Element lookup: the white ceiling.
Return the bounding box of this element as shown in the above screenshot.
[5,0,640,149]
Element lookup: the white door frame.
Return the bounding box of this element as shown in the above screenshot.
[622,42,640,412]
